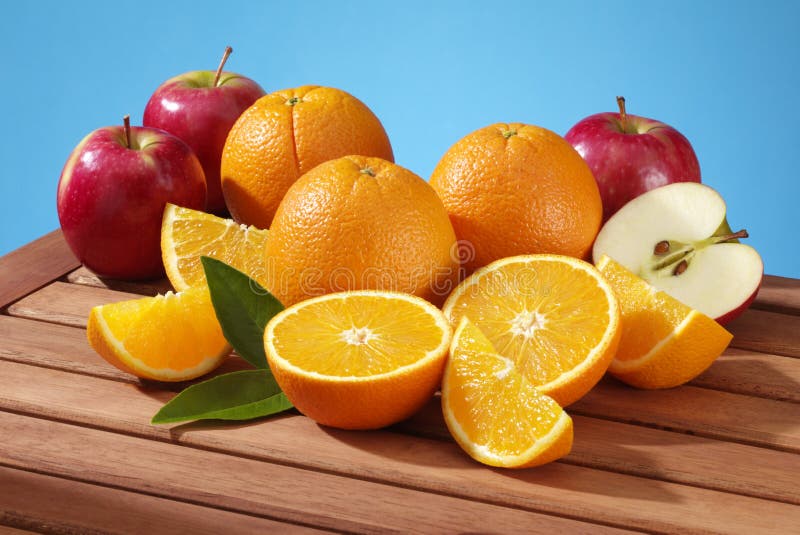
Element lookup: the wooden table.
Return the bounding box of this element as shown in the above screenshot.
[1,231,799,534]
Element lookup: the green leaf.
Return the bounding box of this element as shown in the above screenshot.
[201,256,284,369]
[151,370,293,424]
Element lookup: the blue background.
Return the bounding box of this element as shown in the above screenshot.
[2,1,798,277]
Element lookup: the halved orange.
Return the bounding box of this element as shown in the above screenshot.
[442,317,573,468]
[442,254,620,406]
[264,291,451,430]
[596,255,733,389]
[161,203,270,291]
[87,286,230,381]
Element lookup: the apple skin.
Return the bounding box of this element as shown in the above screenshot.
[715,284,759,325]
[565,111,701,222]
[143,71,265,214]
[56,125,206,280]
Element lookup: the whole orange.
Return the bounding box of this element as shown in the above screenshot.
[429,123,602,272]
[264,155,459,307]
[221,85,394,229]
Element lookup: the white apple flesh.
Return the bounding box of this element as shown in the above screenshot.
[592,182,763,324]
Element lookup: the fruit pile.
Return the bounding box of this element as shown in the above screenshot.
[60,48,763,469]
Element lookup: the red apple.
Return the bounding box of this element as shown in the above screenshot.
[143,47,265,214]
[57,116,206,279]
[565,97,701,222]
[592,182,763,325]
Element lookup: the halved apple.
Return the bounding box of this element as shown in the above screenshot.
[592,182,763,324]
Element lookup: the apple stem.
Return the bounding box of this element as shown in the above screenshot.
[713,229,749,243]
[213,46,233,87]
[616,95,628,130]
[123,115,131,149]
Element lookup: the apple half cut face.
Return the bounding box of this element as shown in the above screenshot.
[592,182,763,324]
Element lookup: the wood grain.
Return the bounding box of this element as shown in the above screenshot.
[0,231,80,309]
[1,358,799,520]
[8,281,800,403]
[12,277,800,360]
[753,275,800,315]
[3,238,800,533]
[65,266,173,296]
[0,315,247,387]
[690,347,800,403]
[0,411,627,535]
[0,465,322,534]
[6,282,140,328]
[727,308,800,358]
[570,378,800,452]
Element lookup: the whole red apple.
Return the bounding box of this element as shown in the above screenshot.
[565,97,701,221]
[143,47,265,214]
[57,116,206,279]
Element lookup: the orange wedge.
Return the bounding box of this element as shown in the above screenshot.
[442,317,573,468]
[442,254,620,406]
[596,255,733,389]
[161,203,270,291]
[264,291,451,430]
[87,286,230,381]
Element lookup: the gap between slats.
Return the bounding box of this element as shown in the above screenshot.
[0,410,637,535]
[0,464,326,535]
[0,355,798,511]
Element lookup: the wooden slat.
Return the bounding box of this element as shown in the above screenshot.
[0,315,248,386]
[4,310,800,443]
[727,308,800,358]
[753,274,800,315]
[690,348,800,403]
[8,282,800,403]
[400,402,800,506]
[3,317,798,504]
[571,378,800,453]
[6,282,139,328]
[64,268,800,317]
[0,231,79,308]
[0,411,627,535]
[13,277,800,360]
[0,465,322,534]
[3,283,800,448]
[0,527,35,534]
[65,266,172,296]
[1,359,798,531]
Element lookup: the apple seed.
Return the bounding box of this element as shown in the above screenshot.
[654,240,670,255]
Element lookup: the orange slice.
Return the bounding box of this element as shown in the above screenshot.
[264,291,451,430]
[87,286,230,381]
[596,255,733,389]
[442,254,620,406]
[161,203,270,291]
[442,317,573,468]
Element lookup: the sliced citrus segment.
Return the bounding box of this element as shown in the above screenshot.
[264,291,451,430]
[443,317,573,468]
[161,203,269,291]
[442,254,620,406]
[87,286,230,382]
[596,255,733,389]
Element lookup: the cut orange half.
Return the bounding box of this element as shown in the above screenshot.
[442,317,573,468]
[264,291,451,430]
[87,286,230,381]
[161,203,270,291]
[442,254,620,406]
[596,255,733,389]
